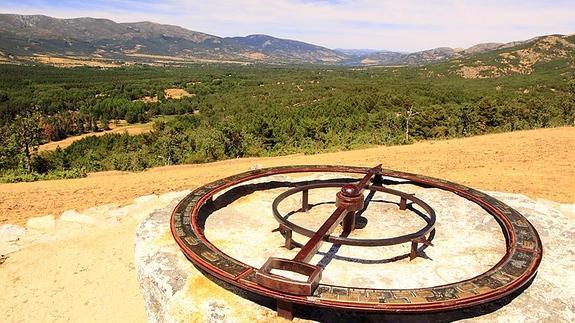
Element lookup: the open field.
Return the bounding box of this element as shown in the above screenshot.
[29,54,124,68]
[2,126,574,226]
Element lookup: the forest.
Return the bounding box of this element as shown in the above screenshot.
[0,61,573,182]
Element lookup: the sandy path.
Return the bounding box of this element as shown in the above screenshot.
[3,127,574,226]
[38,123,153,152]
[0,217,146,322]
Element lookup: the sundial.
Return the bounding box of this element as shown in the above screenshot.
[170,165,542,320]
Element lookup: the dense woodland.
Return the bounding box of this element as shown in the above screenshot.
[0,61,573,182]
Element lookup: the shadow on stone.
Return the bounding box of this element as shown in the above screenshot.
[199,178,436,266]
[197,178,357,229]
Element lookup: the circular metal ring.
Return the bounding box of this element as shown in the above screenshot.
[272,182,436,246]
[170,165,542,313]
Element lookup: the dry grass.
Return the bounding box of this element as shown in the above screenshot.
[136,96,159,103]
[164,88,194,100]
[124,53,250,65]
[30,55,122,68]
[241,52,268,60]
[2,126,574,225]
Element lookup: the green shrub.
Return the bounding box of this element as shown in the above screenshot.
[0,168,87,183]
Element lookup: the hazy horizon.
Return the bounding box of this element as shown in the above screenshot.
[1,0,574,52]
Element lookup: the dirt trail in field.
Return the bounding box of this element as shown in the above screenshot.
[38,122,153,152]
[4,127,574,226]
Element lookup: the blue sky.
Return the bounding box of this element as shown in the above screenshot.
[1,0,574,51]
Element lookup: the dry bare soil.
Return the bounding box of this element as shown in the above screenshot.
[3,126,574,225]
[38,122,153,152]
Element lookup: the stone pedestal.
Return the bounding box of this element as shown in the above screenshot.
[135,200,281,323]
[135,191,575,322]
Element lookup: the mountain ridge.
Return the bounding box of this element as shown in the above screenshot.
[0,13,573,69]
[0,13,346,64]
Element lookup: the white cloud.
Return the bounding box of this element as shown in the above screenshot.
[3,0,574,51]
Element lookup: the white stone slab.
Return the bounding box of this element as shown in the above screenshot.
[60,210,98,225]
[26,215,56,231]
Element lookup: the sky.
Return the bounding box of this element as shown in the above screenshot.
[1,0,575,52]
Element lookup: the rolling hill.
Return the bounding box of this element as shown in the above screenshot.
[0,13,573,74]
[0,13,346,64]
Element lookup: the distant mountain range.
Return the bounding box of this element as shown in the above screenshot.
[0,13,573,70]
[0,13,345,64]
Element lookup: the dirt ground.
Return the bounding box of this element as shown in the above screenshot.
[0,217,145,322]
[4,126,574,226]
[29,55,123,68]
[0,126,574,322]
[38,122,153,152]
[164,88,195,100]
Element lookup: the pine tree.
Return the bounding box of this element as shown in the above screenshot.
[12,110,43,173]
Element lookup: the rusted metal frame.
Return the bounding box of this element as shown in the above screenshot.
[257,257,324,296]
[342,211,356,235]
[272,184,436,247]
[354,164,382,193]
[294,206,348,263]
[256,167,381,296]
[335,168,378,234]
[283,225,295,250]
[399,195,414,210]
[276,300,294,320]
[255,207,349,297]
[170,165,542,317]
[293,168,379,261]
[301,189,309,212]
[409,236,434,260]
[256,169,380,297]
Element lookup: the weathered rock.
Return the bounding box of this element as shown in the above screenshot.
[3,191,193,261]
[0,224,26,242]
[559,203,575,216]
[83,203,121,219]
[128,192,193,222]
[135,183,574,322]
[136,201,280,323]
[129,195,165,221]
[106,204,133,219]
[60,210,99,225]
[0,224,27,255]
[159,191,191,205]
[134,195,160,205]
[26,215,56,231]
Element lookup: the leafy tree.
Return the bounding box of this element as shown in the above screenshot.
[221,124,246,158]
[100,114,110,131]
[12,111,43,173]
[563,80,575,125]
[0,126,19,170]
[0,63,574,180]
